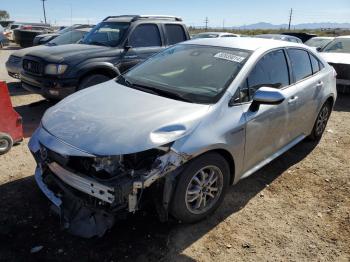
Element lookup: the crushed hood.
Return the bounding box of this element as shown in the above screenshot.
[25,44,122,64]
[41,81,210,156]
[320,52,350,65]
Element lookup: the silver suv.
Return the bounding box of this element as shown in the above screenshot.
[29,37,337,237]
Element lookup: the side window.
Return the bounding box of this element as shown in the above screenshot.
[222,35,236,38]
[165,24,186,45]
[246,49,290,99]
[129,24,161,48]
[287,49,313,82]
[309,53,320,74]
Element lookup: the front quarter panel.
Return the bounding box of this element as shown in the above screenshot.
[172,94,246,184]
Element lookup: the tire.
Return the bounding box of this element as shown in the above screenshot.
[0,133,13,155]
[309,101,332,141]
[170,152,230,223]
[77,74,111,91]
[0,42,3,49]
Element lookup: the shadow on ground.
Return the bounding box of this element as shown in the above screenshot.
[0,138,319,262]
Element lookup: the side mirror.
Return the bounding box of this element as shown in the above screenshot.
[316,47,322,52]
[250,87,285,112]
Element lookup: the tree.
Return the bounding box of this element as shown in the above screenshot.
[0,10,10,20]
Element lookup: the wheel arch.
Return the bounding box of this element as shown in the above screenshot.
[78,65,120,86]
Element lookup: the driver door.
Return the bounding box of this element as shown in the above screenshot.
[241,49,299,174]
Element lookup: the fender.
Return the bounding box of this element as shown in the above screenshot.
[76,61,121,79]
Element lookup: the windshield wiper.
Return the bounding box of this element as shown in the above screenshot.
[117,76,193,102]
[88,41,110,47]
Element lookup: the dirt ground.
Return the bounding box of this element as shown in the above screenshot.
[0,45,349,262]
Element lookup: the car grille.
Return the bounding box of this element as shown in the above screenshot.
[8,55,21,65]
[329,63,350,80]
[23,59,43,75]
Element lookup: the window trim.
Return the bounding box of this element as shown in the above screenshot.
[284,47,325,85]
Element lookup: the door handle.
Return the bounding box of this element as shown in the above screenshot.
[288,96,298,104]
[316,81,323,88]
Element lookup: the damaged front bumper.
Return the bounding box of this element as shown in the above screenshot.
[29,126,188,237]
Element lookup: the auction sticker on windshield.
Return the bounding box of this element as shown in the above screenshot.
[214,52,246,63]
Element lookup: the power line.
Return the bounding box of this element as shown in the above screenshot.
[40,0,47,24]
[204,17,209,31]
[288,8,293,30]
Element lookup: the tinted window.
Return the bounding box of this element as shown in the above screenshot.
[309,53,320,74]
[287,49,313,82]
[222,35,236,38]
[246,49,289,98]
[165,24,186,45]
[129,24,161,47]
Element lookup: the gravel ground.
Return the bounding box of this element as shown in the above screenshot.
[0,45,349,262]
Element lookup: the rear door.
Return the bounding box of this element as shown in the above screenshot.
[241,49,299,173]
[120,24,164,72]
[285,48,324,137]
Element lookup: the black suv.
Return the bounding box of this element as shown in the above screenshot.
[21,15,190,99]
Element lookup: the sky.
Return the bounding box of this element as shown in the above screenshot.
[1,0,350,27]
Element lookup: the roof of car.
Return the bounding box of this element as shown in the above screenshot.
[335,35,350,39]
[184,37,304,51]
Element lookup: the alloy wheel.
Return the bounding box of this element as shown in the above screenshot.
[315,105,329,136]
[185,165,223,215]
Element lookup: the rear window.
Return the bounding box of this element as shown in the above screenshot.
[309,53,320,74]
[165,24,187,45]
[287,49,312,82]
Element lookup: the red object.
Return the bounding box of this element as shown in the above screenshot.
[0,81,23,143]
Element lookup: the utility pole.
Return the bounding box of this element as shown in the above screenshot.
[204,17,209,31]
[41,0,47,24]
[288,8,293,31]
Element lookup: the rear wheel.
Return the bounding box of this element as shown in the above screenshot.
[0,133,13,155]
[170,153,230,223]
[309,102,332,141]
[77,74,111,91]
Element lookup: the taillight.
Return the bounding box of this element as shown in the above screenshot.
[21,25,32,30]
[332,68,337,78]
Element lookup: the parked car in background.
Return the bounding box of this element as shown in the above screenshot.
[33,24,94,46]
[29,37,336,238]
[255,34,302,43]
[282,32,317,43]
[192,32,240,39]
[319,36,350,93]
[21,15,190,100]
[305,37,334,51]
[0,32,10,48]
[6,27,93,79]
[4,22,25,41]
[13,23,53,47]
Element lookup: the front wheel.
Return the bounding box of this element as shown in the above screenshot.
[170,153,230,223]
[309,102,332,141]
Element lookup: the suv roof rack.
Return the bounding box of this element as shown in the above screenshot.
[103,15,182,22]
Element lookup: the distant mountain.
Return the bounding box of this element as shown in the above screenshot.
[231,22,350,30]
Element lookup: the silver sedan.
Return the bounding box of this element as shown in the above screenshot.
[29,37,337,237]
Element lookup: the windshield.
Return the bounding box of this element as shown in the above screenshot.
[193,33,219,39]
[121,44,251,104]
[48,30,87,45]
[305,38,333,48]
[322,38,350,53]
[57,25,75,34]
[81,22,129,47]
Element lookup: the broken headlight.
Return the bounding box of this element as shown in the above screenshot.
[92,155,123,175]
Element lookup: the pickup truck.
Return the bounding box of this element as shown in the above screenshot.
[21,15,190,100]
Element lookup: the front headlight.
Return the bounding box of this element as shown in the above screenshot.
[45,64,68,75]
